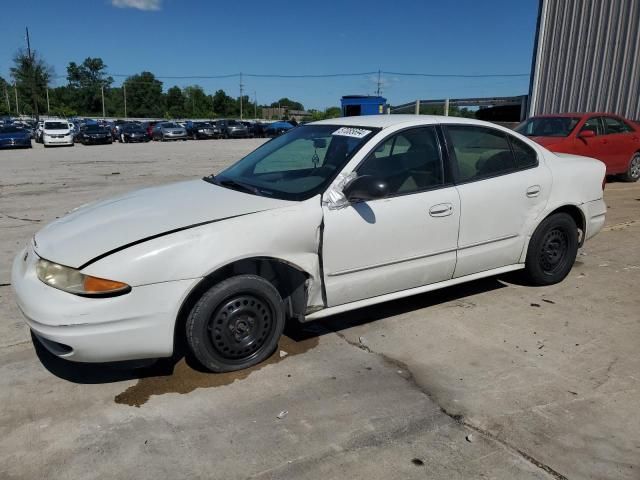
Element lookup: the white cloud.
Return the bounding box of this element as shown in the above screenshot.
[111,0,161,11]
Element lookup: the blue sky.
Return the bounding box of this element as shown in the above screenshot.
[2,0,539,110]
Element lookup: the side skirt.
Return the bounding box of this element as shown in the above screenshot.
[304,264,524,321]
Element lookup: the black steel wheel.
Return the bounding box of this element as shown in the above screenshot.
[186,275,285,372]
[524,212,578,285]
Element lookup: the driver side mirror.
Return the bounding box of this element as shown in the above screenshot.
[343,175,389,202]
[579,129,596,139]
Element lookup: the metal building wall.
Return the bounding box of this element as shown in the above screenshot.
[529,0,640,120]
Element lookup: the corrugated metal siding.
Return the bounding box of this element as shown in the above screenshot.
[530,0,640,120]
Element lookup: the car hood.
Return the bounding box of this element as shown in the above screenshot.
[34,179,292,269]
[0,131,28,139]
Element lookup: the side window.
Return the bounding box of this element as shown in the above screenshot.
[604,117,630,134]
[581,117,602,135]
[447,126,515,182]
[357,127,443,195]
[509,136,538,169]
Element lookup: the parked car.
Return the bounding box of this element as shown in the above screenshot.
[186,121,221,140]
[141,120,162,140]
[12,115,606,373]
[76,124,113,145]
[152,122,188,141]
[42,120,74,147]
[0,125,32,148]
[516,113,640,181]
[214,119,249,138]
[241,121,266,138]
[264,121,294,137]
[120,124,150,143]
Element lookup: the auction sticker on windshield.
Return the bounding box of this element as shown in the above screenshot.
[332,127,371,138]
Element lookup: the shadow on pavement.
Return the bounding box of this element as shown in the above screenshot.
[34,276,508,388]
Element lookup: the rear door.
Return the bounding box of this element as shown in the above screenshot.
[601,116,640,173]
[443,125,551,278]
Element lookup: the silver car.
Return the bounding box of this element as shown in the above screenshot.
[152,122,188,141]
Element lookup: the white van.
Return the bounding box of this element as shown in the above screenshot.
[42,120,74,147]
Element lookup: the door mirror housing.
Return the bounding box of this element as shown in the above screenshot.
[579,129,596,139]
[343,175,389,202]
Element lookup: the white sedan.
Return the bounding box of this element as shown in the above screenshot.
[12,115,607,372]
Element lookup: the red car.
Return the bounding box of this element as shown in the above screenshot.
[516,113,640,182]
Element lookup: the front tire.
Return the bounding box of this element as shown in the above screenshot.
[622,153,640,182]
[524,213,578,286]
[186,275,285,373]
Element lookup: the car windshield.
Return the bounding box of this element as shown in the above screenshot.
[227,120,240,126]
[84,125,105,132]
[210,124,378,201]
[162,122,179,128]
[44,122,69,130]
[125,125,144,132]
[194,122,209,128]
[515,117,580,137]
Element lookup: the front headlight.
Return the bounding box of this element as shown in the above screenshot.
[36,258,130,296]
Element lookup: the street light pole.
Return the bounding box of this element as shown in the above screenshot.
[14,83,19,115]
[123,84,127,118]
[46,88,50,114]
[239,72,244,120]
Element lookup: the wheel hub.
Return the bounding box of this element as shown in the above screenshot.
[207,295,272,360]
[631,156,640,179]
[539,229,568,273]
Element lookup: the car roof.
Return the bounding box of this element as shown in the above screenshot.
[311,114,507,130]
[529,112,629,119]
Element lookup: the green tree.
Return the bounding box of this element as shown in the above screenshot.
[123,72,164,117]
[212,89,235,117]
[183,85,211,118]
[165,86,185,118]
[0,76,11,115]
[66,57,113,115]
[270,97,304,111]
[10,49,52,119]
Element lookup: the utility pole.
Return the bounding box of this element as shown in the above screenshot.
[239,72,244,120]
[101,84,105,118]
[123,84,127,118]
[254,91,257,119]
[46,88,50,114]
[376,69,382,96]
[25,27,39,121]
[14,83,19,115]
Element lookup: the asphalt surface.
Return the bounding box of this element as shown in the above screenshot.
[1,139,639,479]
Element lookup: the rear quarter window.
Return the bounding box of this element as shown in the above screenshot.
[509,136,538,169]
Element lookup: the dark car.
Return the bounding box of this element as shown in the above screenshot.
[0,125,32,148]
[240,121,267,138]
[186,121,221,140]
[77,124,113,145]
[214,119,249,138]
[264,121,294,137]
[142,121,162,140]
[120,124,150,143]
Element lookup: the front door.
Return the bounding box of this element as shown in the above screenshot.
[322,126,460,307]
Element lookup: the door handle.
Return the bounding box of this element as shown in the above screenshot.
[526,185,541,197]
[429,203,453,217]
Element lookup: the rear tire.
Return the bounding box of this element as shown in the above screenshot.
[621,153,640,182]
[524,213,578,286]
[186,275,285,373]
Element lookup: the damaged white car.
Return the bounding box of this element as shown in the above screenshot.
[12,115,607,372]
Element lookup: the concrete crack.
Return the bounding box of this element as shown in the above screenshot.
[332,329,568,480]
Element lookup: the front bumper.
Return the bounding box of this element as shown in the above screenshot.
[83,136,111,144]
[44,135,73,146]
[11,245,197,363]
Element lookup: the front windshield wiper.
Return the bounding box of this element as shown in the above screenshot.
[204,175,271,197]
